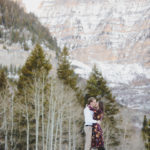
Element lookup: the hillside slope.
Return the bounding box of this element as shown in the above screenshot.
[0,0,60,52]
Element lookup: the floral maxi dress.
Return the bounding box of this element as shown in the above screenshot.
[90,107,104,148]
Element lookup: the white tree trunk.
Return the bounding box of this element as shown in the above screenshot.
[25,97,30,150]
[41,77,45,150]
[72,116,76,150]
[122,122,127,150]
[50,101,56,150]
[34,80,40,150]
[46,82,53,150]
[105,123,109,150]
[68,101,72,150]
[54,110,60,150]
[59,112,63,150]
[4,98,8,150]
[10,94,14,150]
[42,78,45,150]
[59,89,63,150]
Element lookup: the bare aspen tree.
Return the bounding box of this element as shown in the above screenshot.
[41,75,45,150]
[12,76,83,150]
[46,80,53,150]
[10,94,14,150]
[53,81,66,150]
[50,95,56,150]
[54,110,60,150]
[103,122,110,150]
[59,84,64,150]
[4,101,8,150]
[68,100,72,150]
[1,89,11,150]
[25,94,29,150]
[0,74,84,150]
[72,114,76,150]
[34,78,41,150]
[59,114,62,149]
[49,84,54,150]
[3,95,8,150]
[34,79,38,150]
[45,97,50,150]
[122,121,127,150]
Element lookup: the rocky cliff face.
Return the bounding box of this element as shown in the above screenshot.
[34,0,150,111]
[39,0,150,64]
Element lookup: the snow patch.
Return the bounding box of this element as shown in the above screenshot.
[71,59,150,84]
[71,59,91,79]
[91,60,150,84]
[8,72,19,79]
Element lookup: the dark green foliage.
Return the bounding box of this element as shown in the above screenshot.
[31,34,36,44]
[76,89,85,106]
[0,69,7,90]
[57,46,78,90]
[0,0,60,52]
[23,42,29,51]
[17,44,52,94]
[86,65,110,98]
[10,30,20,43]
[142,115,148,133]
[0,29,3,38]
[146,120,150,150]
[86,65,117,103]
[57,46,85,105]
[86,65,120,146]
[0,64,8,74]
[142,115,150,150]
[0,65,20,84]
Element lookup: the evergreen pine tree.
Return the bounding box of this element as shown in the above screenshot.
[57,46,77,90]
[17,44,52,95]
[142,115,148,133]
[57,46,85,105]
[15,44,52,149]
[86,65,111,98]
[86,65,120,146]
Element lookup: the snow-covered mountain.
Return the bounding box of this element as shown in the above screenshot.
[21,0,150,111]
[37,0,150,112]
[38,0,150,64]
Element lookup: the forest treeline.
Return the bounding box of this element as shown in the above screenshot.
[0,44,122,150]
[0,44,149,150]
[0,0,60,52]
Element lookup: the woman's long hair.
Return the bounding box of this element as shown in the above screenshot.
[98,100,104,113]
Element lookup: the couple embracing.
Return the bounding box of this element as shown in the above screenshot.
[84,97,105,150]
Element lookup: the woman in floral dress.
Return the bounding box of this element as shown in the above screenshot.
[89,101,105,150]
